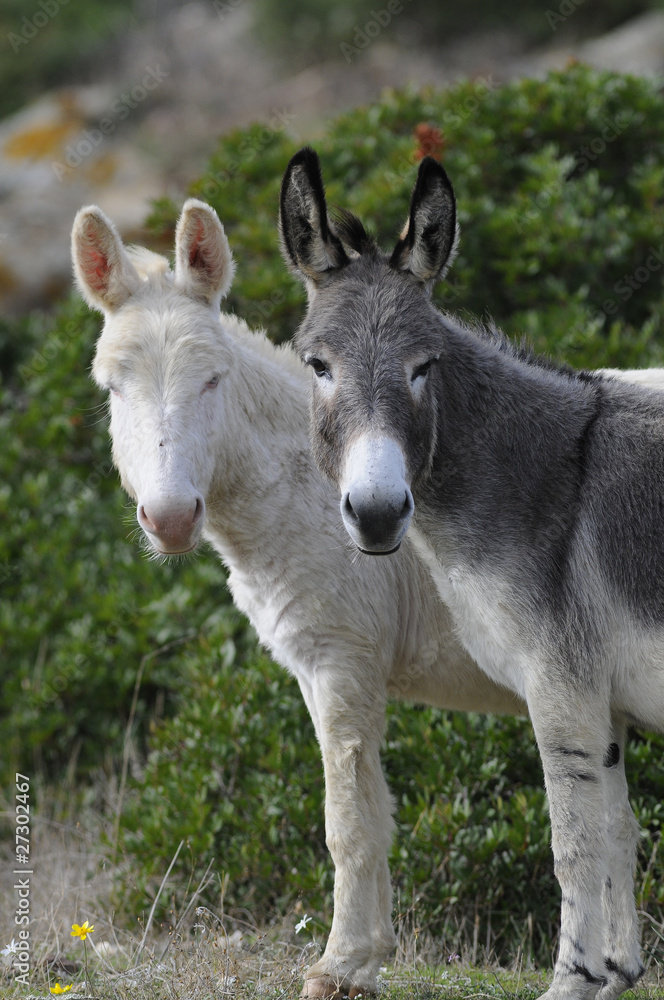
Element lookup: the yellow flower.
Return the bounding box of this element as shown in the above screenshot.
[50,984,72,994]
[70,920,94,940]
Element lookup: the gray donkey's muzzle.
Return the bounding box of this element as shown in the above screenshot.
[340,434,414,554]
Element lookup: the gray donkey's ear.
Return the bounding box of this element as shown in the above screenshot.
[389,157,458,289]
[279,147,349,288]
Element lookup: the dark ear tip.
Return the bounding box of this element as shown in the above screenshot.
[286,145,321,173]
[417,156,454,194]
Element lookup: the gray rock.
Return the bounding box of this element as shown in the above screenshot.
[1,5,662,316]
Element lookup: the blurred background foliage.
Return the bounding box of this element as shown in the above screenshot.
[2,0,663,118]
[0,0,136,119]
[2,64,664,965]
[253,0,657,66]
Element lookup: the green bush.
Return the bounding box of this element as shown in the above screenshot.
[3,65,664,964]
[117,639,329,923]
[149,64,664,369]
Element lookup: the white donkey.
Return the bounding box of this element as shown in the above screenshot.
[72,198,524,999]
[72,199,662,1000]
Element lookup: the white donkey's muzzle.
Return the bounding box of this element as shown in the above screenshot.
[137,492,205,554]
[340,435,414,554]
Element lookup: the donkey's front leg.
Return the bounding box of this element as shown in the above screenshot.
[528,680,613,1000]
[596,718,644,1000]
[302,678,395,1000]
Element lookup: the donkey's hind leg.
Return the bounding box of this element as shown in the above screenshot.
[596,718,644,1000]
[301,669,395,999]
[527,675,613,1000]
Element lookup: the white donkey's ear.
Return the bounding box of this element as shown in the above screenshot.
[174,199,235,308]
[390,157,459,289]
[72,205,141,313]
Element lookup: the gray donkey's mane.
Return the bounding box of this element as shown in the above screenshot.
[332,208,378,256]
[467,319,603,384]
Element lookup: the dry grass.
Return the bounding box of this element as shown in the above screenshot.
[0,788,311,998]
[1,792,663,1000]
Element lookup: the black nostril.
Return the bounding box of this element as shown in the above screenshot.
[343,489,413,527]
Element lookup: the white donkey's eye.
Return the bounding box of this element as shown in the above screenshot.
[205,374,220,390]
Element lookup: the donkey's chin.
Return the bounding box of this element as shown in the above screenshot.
[342,519,410,556]
[358,542,402,556]
[153,542,198,556]
[142,531,202,559]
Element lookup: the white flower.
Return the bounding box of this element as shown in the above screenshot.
[1,939,18,966]
[295,914,312,934]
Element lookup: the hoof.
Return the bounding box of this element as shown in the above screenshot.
[301,975,374,999]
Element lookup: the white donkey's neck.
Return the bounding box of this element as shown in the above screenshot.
[203,316,329,567]
[200,317,354,688]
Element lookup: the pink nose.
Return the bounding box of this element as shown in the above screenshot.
[137,496,204,553]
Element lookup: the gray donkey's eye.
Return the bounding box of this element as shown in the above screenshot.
[411,359,436,382]
[307,357,332,380]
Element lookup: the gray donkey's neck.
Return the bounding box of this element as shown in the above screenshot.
[418,316,602,575]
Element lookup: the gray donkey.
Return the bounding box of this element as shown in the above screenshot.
[280,146,664,1000]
